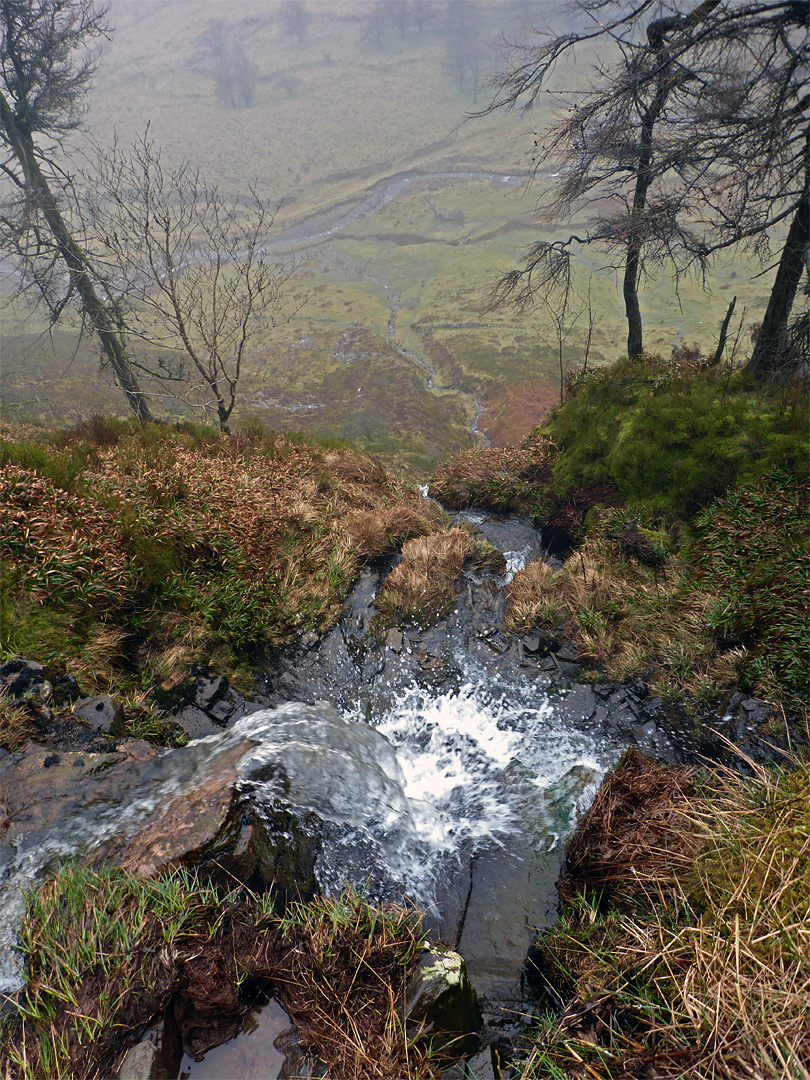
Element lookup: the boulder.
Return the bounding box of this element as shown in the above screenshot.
[406,946,479,1052]
[0,657,52,702]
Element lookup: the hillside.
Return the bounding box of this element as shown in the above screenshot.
[0,0,777,470]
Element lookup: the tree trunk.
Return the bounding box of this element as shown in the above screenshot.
[622,53,672,359]
[709,296,737,366]
[747,182,809,376]
[0,97,153,421]
[623,247,644,358]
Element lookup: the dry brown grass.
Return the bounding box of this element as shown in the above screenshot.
[504,507,738,702]
[558,750,701,910]
[347,502,448,559]
[373,526,504,632]
[0,688,39,751]
[519,750,810,1080]
[2,423,447,701]
[504,559,562,633]
[430,434,556,514]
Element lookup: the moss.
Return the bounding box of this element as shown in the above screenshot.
[0,593,85,663]
[542,361,808,519]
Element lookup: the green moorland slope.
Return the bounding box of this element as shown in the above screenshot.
[0,0,777,469]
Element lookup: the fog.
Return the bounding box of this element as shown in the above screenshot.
[2,1,767,464]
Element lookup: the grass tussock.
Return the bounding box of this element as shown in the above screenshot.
[0,419,432,704]
[505,506,731,700]
[0,868,442,1080]
[429,433,556,516]
[372,527,505,633]
[504,467,809,713]
[347,502,449,559]
[519,749,810,1079]
[268,891,437,1080]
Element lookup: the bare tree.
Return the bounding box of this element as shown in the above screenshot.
[359,0,387,51]
[483,0,808,370]
[539,290,582,404]
[390,0,409,38]
[86,137,294,431]
[0,0,152,420]
[413,0,431,33]
[443,1,485,102]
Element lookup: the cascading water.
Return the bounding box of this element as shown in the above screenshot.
[225,656,615,996]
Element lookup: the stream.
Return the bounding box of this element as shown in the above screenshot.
[1,512,625,1076]
[261,169,527,255]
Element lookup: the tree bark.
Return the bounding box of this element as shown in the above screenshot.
[747,180,809,376]
[0,95,153,421]
[709,296,737,366]
[622,48,672,358]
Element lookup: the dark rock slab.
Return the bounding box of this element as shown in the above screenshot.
[406,946,479,1053]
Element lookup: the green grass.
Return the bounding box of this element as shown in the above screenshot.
[0,867,440,1080]
[694,468,810,705]
[543,357,808,518]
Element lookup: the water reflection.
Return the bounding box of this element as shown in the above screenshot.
[177,998,290,1080]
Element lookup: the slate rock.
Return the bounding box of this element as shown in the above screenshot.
[73,694,125,736]
[207,697,236,724]
[174,706,223,740]
[1,658,52,702]
[193,673,228,711]
[554,640,579,662]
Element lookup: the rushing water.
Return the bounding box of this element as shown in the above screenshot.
[0,663,613,996]
[229,665,608,913]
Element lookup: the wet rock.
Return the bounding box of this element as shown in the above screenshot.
[555,684,599,725]
[554,640,580,663]
[0,735,259,993]
[73,694,125,736]
[174,705,223,740]
[444,1048,499,1079]
[193,672,228,711]
[385,628,403,653]
[406,946,479,1051]
[207,697,236,724]
[116,1015,182,1080]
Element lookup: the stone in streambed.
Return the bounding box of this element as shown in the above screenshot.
[406,945,479,1051]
